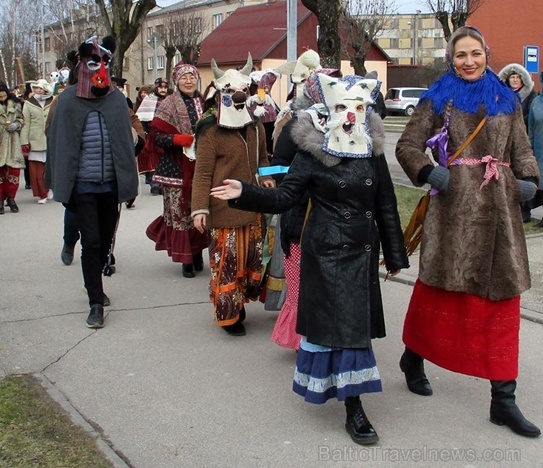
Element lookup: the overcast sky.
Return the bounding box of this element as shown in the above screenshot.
[156,0,430,14]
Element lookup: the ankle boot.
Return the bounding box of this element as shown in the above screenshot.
[399,347,433,396]
[344,396,379,445]
[193,251,204,272]
[6,197,19,213]
[490,380,541,437]
[86,304,104,329]
[182,263,195,278]
[0,200,4,215]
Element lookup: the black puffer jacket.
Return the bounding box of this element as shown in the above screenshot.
[231,113,409,348]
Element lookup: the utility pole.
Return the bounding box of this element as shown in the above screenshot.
[41,0,46,78]
[287,0,297,62]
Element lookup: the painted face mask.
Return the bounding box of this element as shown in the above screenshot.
[75,35,116,99]
[209,54,253,129]
[247,70,280,122]
[316,74,379,159]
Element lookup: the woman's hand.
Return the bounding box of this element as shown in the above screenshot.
[387,269,401,277]
[210,179,242,200]
[260,178,275,188]
[193,214,207,234]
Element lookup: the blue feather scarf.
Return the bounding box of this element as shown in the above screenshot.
[420,69,517,116]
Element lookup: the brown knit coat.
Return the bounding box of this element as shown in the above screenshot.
[191,121,271,228]
[396,100,539,300]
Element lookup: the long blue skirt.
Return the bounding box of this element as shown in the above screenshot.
[292,337,382,404]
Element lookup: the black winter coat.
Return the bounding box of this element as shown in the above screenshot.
[232,114,409,348]
[270,118,309,256]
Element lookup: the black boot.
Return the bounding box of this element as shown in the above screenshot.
[6,197,19,213]
[490,380,540,437]
[399,347,433,396]
[0,200,4,215]
[86,304,104,329]
[193,251,204,272]
[182,263,195,278]
[344,396,379,445]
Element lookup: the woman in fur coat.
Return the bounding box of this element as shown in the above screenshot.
[395,27,540,438]
[211,73,409,445]
[0,82,24,214]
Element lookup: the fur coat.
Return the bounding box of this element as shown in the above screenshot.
[0,99,24,169]
[396,99,539,300]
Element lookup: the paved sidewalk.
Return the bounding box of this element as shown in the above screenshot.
[1,179,542,468]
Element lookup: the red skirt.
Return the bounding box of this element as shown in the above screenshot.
[146,186,209,263]
[403,280,520,380]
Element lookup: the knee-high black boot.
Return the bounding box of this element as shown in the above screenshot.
[344,396,379,445]
[490,380,540,437]
[399,347,433,396]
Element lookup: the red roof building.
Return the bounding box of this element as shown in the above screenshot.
[197,0,390,106]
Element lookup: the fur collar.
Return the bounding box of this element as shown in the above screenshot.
[290,111,385,167]
[498,63,534,103]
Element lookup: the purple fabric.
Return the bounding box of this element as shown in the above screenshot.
[425,112,452,195]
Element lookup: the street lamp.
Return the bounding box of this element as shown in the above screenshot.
[408,10,421,66]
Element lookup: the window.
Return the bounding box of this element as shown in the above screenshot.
[173,21,180,38]
[156,25,164,39]
[147,57,154,71]
[174,54,181,64]
[194,17,202,33]
[390,38,399,48]
[44,62,51,74]
[123,57,129,71]
[44,37,50,51]
[212,14,223,29]
[157,55,165,70]
[147,27,153,39]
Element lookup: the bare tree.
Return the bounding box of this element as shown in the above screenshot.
[301,0,342,68]
[95,0,158,77]
[425,0,485,41]
[160,9,207,82]
[0,0,40,85]
[46,0,102,66]
[341,0,397,76]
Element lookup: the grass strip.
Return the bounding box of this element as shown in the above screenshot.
[0,374,112,468]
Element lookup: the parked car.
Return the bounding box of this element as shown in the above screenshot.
[384,87,428,116]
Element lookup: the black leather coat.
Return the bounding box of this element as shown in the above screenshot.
[232,115,409,348]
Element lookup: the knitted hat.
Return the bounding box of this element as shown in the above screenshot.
[154,77,168,87]
[172,63,200,84]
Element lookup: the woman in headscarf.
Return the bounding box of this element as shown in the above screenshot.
[146,63,209,278]
[395,27,540,438]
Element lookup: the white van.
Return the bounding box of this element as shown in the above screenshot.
[384,87,428,116]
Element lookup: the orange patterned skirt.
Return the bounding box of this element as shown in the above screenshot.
[208,215,265,326]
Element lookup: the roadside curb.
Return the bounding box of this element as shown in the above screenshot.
[33,373,131,468]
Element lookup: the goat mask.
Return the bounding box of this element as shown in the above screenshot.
[209,54,253,129]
